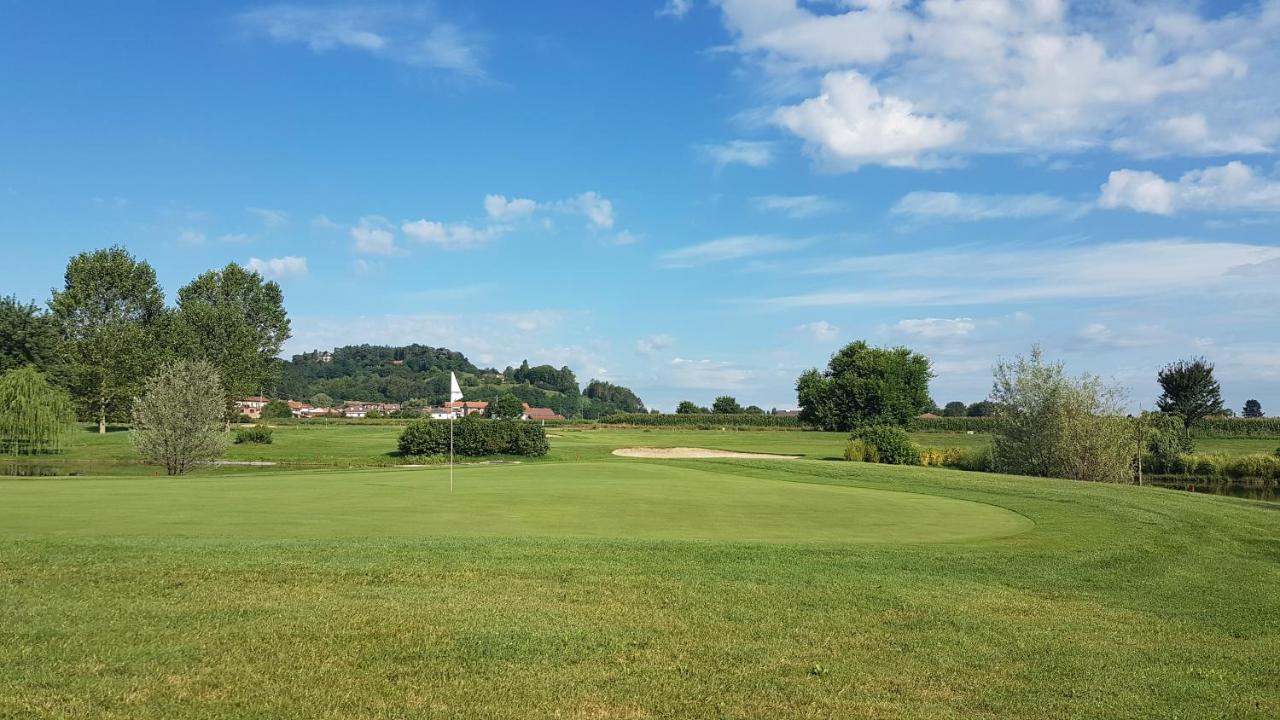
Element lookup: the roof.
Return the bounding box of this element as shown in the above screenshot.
[524,406,564,420]
[237,396,270,403]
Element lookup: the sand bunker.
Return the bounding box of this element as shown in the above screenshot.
[612,447,801,460]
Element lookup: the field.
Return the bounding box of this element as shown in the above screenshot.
[2,425,1279,718]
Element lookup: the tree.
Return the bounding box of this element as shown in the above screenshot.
[49,246,167,433]
[260,399,293,420]
[1243,399,1264,418]
[743,405,765,415]
[0,367,75,455]
[989,346,1133,483]
[942,401,967,417]
[1156,358,1223,433]
[488,393,525,420]
[131,360,228,475]
[172,264,290,409]
[796,341,934,432]
[1,295,61,375]
[676,401,705,414]
[712,395,743,414]
[310,393,335,408]
[966,400,998,417]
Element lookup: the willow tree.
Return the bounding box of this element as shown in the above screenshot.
[0,367,75,455]
[131,360,228,475]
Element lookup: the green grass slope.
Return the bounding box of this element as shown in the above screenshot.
[1,457,1277,718]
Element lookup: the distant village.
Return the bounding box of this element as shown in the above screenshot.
[233,397,566,422]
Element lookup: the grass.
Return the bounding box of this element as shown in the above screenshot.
[2,426,1279,718]
[24,424,1279,475]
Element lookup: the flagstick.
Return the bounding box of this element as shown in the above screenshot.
[449,408,454,493]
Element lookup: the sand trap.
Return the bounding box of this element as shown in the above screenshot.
[612,447,801,460]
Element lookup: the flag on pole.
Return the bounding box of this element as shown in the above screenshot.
[449,372,462,493]
[449,371,463,403]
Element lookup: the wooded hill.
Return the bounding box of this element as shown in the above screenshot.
[276,344,645,419]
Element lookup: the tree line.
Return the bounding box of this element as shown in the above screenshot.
[797,339,1264,483]
[2,246,290,434]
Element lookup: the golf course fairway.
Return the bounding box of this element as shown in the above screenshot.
[0,460,1031,543]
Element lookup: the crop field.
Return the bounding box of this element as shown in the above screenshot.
[2,425,1279,718]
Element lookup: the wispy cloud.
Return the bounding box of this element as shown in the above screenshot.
[698,140,774,168]
[248,207,289,228]
[660,235,802,268]
[668,357,753,389]
[351,215,403,255]
[797,321,839,342]
[657,0,692,20]
[892,192,1088,222]
[892,317,976,340]
[753,194,840,219]
[636,333,676,356]
[758,240,1280,307]
[237,4,485,77]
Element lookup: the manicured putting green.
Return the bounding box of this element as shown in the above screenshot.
[0,461,1030,544]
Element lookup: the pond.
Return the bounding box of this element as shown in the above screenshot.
[1147,478,1279,503]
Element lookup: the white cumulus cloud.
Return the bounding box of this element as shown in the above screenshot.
[1099,161,1280,215]
[774,71,965,170]
[484,194,538,220]
[245,255,308,280]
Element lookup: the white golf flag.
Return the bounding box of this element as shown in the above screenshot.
[449,372,463,403]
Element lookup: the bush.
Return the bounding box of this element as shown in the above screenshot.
[599,413,804,429]
[1223,454,1280,480]
[131,360,228,475]
[260,400,293,420]
[233,425,274,444]
[397,417,548,457]
[846,425,919,465]
[909,416,998,433]
[989,347,1133,483]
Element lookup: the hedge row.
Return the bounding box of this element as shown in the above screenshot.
[910,417,997,432]
[597,413,806,428]
[397,417,549,457]
[912,416,1280,439]
[1145,451,1280,480]
[1190,418,1280,438]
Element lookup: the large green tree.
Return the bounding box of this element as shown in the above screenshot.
[49,246,167,433]
[0,367,76,455]
[1156,358,1223,433]
[172,263,291,410]
[1242,399,1263,418]
[1,295,61,375]
[488,393,525,420]
[796,341,934,431]
[712,395,743,414]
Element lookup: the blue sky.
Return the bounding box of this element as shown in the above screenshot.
[3,1,1279,412]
